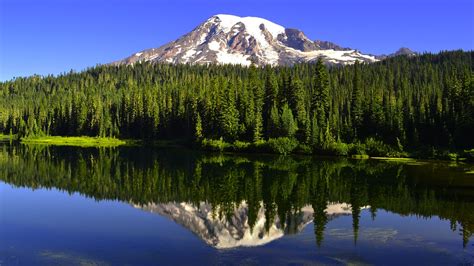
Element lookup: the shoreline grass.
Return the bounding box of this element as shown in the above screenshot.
[9,135,474,163]
[0,134,15,141]
[21,136,127,147]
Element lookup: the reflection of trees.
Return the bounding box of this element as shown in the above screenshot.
[0,144,473,248]
[310,163,329,247]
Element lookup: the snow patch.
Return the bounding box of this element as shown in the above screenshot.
[207,40,221,51]
[181,48,197,62]
[146,54,160,61]
[215,50,251,66]
[283,47,378,64]
[212,14,285,48]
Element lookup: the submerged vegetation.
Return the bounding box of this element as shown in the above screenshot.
[0,144,472,248]
[0,51,472,156]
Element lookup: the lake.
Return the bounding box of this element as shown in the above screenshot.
[0,143,473,265]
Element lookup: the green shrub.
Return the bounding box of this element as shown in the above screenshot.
[295,144,312,155]
[232,140,251,152]
[386,150,409,158]
[448,153,459,161]
[463,149,474,161]
[200,137,229,152]
[351,154,370,159]
[435,149,454,160]
[266,137,299,155]
[348,142,367,156]
[364,137,392,157]
[324,141,349,156]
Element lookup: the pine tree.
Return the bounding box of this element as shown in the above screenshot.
[268,104,280,138]
[351,61,363,138]
[263,70,279,132]
[195,113,203,141]
[310,112,319,147]
[312,59,330,122]
[253,111,263,142]
[219,81,240,141]
[280,103,298,138]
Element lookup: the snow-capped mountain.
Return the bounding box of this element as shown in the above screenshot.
[134,201,362,249]
[114,14,380,67]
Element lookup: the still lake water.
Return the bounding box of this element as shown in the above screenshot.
[0,143,473,265]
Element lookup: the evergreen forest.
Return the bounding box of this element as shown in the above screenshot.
[0,50,472,156]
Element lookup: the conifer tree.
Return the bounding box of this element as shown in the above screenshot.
[351,62,363,138]
[280,103,298,138]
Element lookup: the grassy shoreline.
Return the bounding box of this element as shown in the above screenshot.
[0,134,15,141]
[21,136,127,147]
[9,135,474,162]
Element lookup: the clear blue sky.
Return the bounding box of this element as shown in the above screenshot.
[0,0,472,81]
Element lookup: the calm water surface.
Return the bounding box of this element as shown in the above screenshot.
[0,144,473,265]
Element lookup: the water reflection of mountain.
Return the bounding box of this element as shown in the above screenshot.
[135,201,358,248]
[0,145,472,248]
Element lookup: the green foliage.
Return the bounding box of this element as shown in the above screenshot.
[351,61,363,134]
[448,153,459,161]
[311,59,330,132]
[253,113,263,142]
[267,104,280,138]
[0,51,472,155]
[364,137,393,157]
[194,113,203,141]
[232,140,252,152]
[348,142,367,156]
[219,82,240,142]
[21,136,126,147]
[266,137,299,155]
[463,149,474,161]
[200,138,230,152]
[280,104,298,138]
[295,144,312,154]
[0,134,15,141]
[322,140,349,156]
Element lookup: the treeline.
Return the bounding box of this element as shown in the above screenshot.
[0,144,472,247]
[0,50,473,155]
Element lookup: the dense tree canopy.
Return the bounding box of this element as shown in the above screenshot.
[0,51,472,151]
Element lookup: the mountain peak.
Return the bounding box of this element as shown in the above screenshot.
[209,14,286,41]
[114,14,378,66]
[393,47,416,56]
[375,47,417,60]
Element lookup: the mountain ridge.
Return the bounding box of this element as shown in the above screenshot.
[113,14,412,67]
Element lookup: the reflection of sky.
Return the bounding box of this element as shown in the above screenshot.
[0,182,215,265]
[0,182,472,265]
[315,210,473,264]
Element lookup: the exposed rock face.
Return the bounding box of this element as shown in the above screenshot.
[113,14,379,67]
[376,47,417,59]
[279,28,319,52]
[314,40,351,51]
[392,47,417,56]
[135,201,361,249]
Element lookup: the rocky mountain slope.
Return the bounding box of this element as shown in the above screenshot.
[114,14,381,67]
[376,47,417,60]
